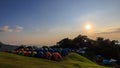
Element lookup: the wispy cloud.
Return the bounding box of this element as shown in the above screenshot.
[0,26,13,32]
[15,25,24,32]
[0,25,23,32]
[96,27,120,34]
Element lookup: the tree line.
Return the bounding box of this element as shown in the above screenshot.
[51,35,120,60]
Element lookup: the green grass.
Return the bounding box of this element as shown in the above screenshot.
[0,52,107,68]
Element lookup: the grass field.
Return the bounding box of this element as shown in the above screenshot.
[0,52,108,68]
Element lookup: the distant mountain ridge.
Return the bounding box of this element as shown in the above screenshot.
[0,42,18,51]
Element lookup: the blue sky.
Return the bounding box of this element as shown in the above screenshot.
[0,0,120,45]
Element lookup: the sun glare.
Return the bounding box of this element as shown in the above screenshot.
[85,24,92,30]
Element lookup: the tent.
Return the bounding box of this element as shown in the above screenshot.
[46,51,52,60]
[52,52,62,61]
[103,59,110,65]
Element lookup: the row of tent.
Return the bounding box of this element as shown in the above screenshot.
[76,47,119,67]
[96,55,117,64]
[13,46,71,61]
[95,55,119,67]
[76,47,87,55]
[12,46,119,67]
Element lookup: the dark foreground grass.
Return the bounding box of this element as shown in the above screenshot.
[0,52,108,68]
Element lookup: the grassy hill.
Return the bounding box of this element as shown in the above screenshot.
[0,52,107,68]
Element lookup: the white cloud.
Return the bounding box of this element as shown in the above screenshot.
[32,27,41,32]
[0,26,13,32]
[0,25,23,32]
[15,25,24,32]
[96,27,120,34]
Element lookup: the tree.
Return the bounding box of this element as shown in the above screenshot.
[57,38,75,49]
[111,40,119,46]
[0,42,4,48]
[95,37,120,59]
[73,35,89,47]
[42,46,49,48]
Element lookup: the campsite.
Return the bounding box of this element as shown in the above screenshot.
[0,0,120,68]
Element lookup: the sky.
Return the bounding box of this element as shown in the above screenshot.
[0,0,120,46]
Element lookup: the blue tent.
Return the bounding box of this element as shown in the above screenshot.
[53,48,59,52]
[103,59,110,65]
[36,48,44,58]
[48,48,54,53]
[61,48,70,56]
[37,51,44,58]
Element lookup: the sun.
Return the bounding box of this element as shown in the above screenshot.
[85,24,92,30]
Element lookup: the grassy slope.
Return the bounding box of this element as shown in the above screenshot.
[0,52,107,68]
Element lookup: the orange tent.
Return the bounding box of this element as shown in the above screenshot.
[52,52,62,61]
